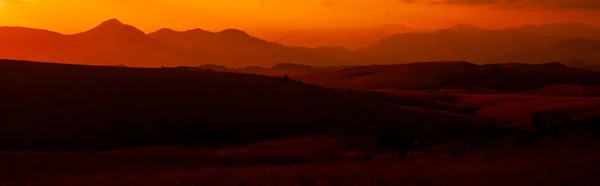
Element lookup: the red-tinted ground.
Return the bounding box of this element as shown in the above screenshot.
[298,62,600,91]
[0,59,503,150]
[2,59,600,185]
[458,94,600,127]
[2,125,599,186]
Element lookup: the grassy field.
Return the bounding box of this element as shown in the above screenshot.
[2,130,599,186]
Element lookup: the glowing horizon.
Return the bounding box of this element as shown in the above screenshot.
[0,0,599,35]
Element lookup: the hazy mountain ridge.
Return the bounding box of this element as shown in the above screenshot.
[254,25,416,50]
[361,23,600,65]
[1,20,600,67]
[148,27,353,67]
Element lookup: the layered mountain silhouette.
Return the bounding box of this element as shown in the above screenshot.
[360,23,600,65]
[148,28,352,67]
[70,19,211,67]
[511,23,600,41]
[1,20,600,68]
[0,19,356,67]
[0,19,208,67]
[495,38,600,65]
[255,25,415,50]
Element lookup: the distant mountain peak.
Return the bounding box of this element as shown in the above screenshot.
[183,28,214,35]
[218,29,250,37]
[448,24,482,32]
[98,19,126,27]
[537,62,568,69]
[81,19,146,37]
[450,24,479,29]
[155,28,177,33]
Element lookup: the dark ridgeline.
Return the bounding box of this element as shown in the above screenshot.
[359,23,600,66]
[2,20,600,70]
[0,59,507,151]
[299,61,600,92]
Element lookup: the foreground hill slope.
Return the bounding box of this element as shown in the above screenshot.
[0,59,504,150]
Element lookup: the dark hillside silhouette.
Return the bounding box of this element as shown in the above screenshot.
[0,59,505,150]
[299,61,600,91]
[272,63,317,72]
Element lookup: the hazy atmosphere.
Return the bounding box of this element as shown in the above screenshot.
[2,1,600,186]
[2,0,600,33]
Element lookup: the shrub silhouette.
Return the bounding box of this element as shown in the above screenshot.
[532,112,548,134]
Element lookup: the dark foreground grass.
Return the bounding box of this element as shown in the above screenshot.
[2,132,599,186]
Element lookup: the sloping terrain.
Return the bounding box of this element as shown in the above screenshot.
[299,61,600,92]
[0,59,505,150]
[351,89,478,115]
[458,94,600,127]
[2,116,600,186]
[525,84,600,97]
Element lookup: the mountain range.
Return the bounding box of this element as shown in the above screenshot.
[1,19,600,68]
[360,23,600,65]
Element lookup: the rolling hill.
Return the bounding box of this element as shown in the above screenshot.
[0,59,506,150]
[299,61,600,92]
[459,94,600,127]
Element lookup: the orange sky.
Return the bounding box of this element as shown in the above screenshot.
[0,0,599,33]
